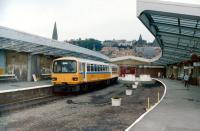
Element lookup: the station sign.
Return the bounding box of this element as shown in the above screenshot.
[193,62,200,67]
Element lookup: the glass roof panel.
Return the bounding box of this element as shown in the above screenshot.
[194,31,200,37]
[181,28,194,36]
[161,36,179,42]
[151,15,178,25]
[157,25,179,34]
[180,19,197,28]
[197,23,200,29]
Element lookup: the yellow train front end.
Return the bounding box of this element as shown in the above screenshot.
[51,58,82,92]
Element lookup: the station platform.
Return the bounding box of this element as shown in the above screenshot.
[0,81,52,105]
[128,79,200,131]
[0,80,52,93]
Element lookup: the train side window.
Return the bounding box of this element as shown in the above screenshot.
[87,64,90,72]
[97,65,100,72]
[91,64,94,72]
[100,65,102,72]
[96,65,98,72]
[94,64,97,72]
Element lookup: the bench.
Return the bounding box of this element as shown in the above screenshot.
[0,74,18,81]
[40,73,51,80]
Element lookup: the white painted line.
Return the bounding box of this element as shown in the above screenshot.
[0,84,52,94]
[125,78,167,131]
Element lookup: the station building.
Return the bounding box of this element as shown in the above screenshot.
[0,26,109,81]
[111,55,166,78]
[137,0,200,85]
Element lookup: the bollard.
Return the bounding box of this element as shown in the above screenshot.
[146,97,150,111]
[157,91,160,103]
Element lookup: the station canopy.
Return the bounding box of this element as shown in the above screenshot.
[110,55,160,66]
[137,0,200,65]
[0,26,109,62]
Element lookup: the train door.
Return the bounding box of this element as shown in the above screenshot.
[82,63,87,82]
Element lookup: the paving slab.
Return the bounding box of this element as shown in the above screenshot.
[129,79,200,131]
[0,81,51,91]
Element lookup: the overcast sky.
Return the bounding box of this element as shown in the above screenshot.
[0,0,200,42]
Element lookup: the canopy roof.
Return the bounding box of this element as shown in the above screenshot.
[137,0,200,65]
[0,26,109,62]
[110,54,161,66]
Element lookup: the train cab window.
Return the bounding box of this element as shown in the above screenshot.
[53,60,77,73]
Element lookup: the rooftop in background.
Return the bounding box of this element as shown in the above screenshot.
[0,26,109,62]
[137,0,200,65]
[110,53,161,66]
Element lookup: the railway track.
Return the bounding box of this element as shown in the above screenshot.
[0,83,120,115]
[0,94,69,115]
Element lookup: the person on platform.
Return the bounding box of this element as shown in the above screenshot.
[184,73,189,89]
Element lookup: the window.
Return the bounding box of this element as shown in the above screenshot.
[87,64,90,72]
[112,67,118,73]
[98,65,100,72]
[94,64,97,72]
[100,65,102,72]
[91,64,94,72]
[106,66,109,72]
[53,60,77,73]
[104,65,106,71]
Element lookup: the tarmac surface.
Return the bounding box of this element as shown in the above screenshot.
[129,79,200,131]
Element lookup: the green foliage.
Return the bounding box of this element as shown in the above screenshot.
[73,38,102,51]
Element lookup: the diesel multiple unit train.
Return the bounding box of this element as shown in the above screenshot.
[51,57,119,92]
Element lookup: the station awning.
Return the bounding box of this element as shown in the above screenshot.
[137,0,200,65]
[0,26,110,62]
[110,54,160,66]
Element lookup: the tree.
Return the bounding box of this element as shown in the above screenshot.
[73,38,103,51]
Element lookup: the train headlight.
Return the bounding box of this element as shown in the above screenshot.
[72,77,78,81]
[52,77,57,81]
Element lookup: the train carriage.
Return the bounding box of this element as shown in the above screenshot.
[51,57,119,92]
